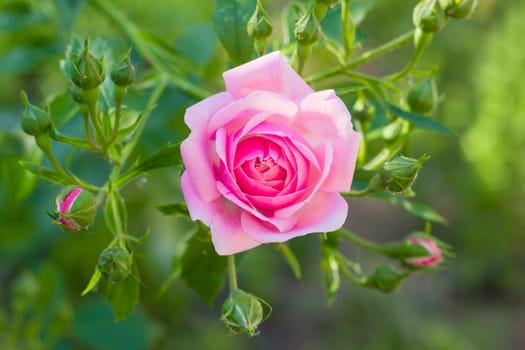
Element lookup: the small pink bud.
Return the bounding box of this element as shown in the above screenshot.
[404,237,442,268]
[53,185,96,231]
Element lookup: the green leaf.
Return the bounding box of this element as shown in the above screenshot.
[388,103,455,135]
[390,197,448,225]
[106,267,140,322]
[81,268,102,296]
[105,191,128,235]
[212,0,256,65]
[116,143,181,187]
[156,202,189,217]
[175,24,218,67]
[19,161,69,185]
[0,43,63,75]
[275,243,301,279]
[180,226,228,305]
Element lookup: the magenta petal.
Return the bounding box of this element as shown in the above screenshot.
[181,172,260,255]
[241,192,348,242]
[223,52,313,101]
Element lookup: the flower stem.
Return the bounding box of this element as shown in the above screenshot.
[306,29,415,84]
[341,188,370,197]
[228,255,238,290]
[341,0,354,60]
[338,229,381,253]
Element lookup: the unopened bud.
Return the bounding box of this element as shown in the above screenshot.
[403,236,443,268]
[407,77,439,114]
[221,289,268,336]
[111,50,135,87]
[440,0,477,19]
[294,12,319,45]
[363,265,408,292]
[53,185,96,232]
[247,2,273,56]
[413,0,445,33]
[70,38,105,90]
[382,119,409,142]
[351,95,375,124]
[97,246,132,282]
[20,91,52,137]
[377,155,429,194]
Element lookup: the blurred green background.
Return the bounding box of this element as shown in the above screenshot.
[1,0,524,349]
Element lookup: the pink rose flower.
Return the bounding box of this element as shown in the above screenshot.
[180,52,361,255]
[404,237,442,267]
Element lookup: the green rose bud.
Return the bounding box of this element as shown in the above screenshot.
[70,38,105,90]
[53,185,97,232]
[221,289,268,336]
[378,155,430,194]
[413,0,445,33]
[97,246,132,282]
[440,0,477,19]
[363,265,408,292]
[247,1,273,56]
[407,77,439,114]
[20,91,52,137]
[382,119,410,143]
[110,50,135,87]
[294,12,319,45]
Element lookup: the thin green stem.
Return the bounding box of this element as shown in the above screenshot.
[89,103,105,145]
[105,95,122,147]
[82,112,101,151]
[306,29,415,84]
[335,254,363,286]
[338,229,381,253]
[341,188,371,197]
[341,0,354,60]
[228,255,238,290]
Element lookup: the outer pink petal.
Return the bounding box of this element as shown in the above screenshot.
[180,172,261,255]
[185,92,233,133]
[181,92,234,202]
[241,192,348,242]
[296,90,361,192]
[223,51,313,101]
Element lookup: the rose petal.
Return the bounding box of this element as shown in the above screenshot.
[241,192,348,242]
[296,90,361,192]
[185,92,233,133]
[208,91,297,134]
[223,51,313,101]
[181,135,220,202]
[180,172,260,255]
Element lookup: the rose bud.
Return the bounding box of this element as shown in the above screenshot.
[110,50,135,87]
[407,77,439,114]
[53,185,96,232]
[247,1,273,56]
[69,38,105,90]
[221,289,267,336]
[20,91,52,137]
[377,154,430,194]
[403,236,443,268]
[440,0,477,19]
[363,265,408,293]
[97,246,132,282]
[413,0,445,33]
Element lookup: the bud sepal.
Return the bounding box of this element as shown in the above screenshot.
[97,246,133,282]
[221,288,271,336]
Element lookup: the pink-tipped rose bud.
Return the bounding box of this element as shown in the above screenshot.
[53,185,96,231]
[404,237,442,268]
